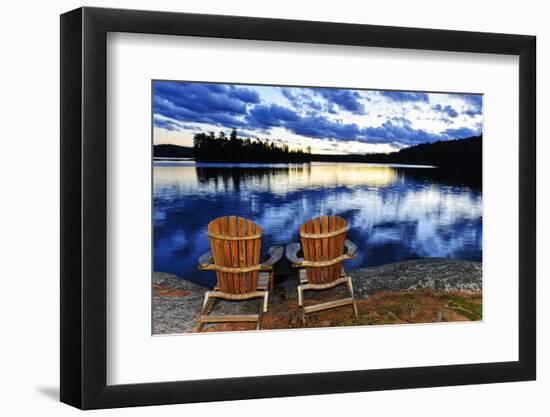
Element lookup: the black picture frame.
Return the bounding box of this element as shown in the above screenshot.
[60,6,536,410]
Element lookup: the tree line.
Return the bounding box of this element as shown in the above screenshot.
[360,135,481,168]
[154,130,481,171]
[192,129,312,162]
[312,135,482,169]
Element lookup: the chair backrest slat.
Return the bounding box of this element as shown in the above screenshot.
[207,216,262,294]
[220,216,232,292]
[300,215,347,284]
[321,215,330,281]
[237,217,248,293]
[313,217,322,283]
[327,216,336,279]
[247,219,260,292]
[209,218,227,290]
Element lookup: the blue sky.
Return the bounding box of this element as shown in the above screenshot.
[153,81,483,154]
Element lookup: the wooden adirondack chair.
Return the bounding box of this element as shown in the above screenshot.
[285,215,358,324]
[196,216,283,331]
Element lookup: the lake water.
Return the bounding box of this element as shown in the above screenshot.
[153,161,482,288]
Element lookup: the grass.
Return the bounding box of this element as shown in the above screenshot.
[202,289,482,332]
[445,294,483,321]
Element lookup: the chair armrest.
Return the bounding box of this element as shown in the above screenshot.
[344,239,357,258]
[261,245,284,269]
[285,242,304,267]
[285,240,356,269]
[198,250,214,269]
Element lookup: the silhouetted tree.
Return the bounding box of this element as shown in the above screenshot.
[192,130,311,163]
[188,130,481,168]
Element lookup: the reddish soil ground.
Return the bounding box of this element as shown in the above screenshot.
[153,284,192,298]
[201,289,482,332]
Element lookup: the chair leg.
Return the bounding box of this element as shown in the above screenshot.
[257,297,265,330]
[195,292,214,332]
[201,291,209,307]
[263,291,269,313]
[205,297,217,316]
[195,291,270,332]
[194,319,205,333]
[297,285,306,325]
[269,271,274,293]
[346,277,359,318]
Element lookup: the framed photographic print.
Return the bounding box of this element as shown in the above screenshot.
[60,6,536,409]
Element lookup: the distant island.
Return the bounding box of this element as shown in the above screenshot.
[153,128,482,169]
[153,144,194,159]
[317,135,482,169]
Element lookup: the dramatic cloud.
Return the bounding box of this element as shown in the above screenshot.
[379,91,430,103]
[457,94,483,117]
[432,104,458,118]
[313,89,365,114]
[459,94,483,108]
[362,117,439,145]
[153,117,182,132]
[287,117,362,141]
[281,88,321,111]
[247,104,299,128]
[153,81,260,129]
[463,108,482,117]
[441,127,480,139]
[244,105,476,146]
[282,87,364,114]
[153,81,483,152]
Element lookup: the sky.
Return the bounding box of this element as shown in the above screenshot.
[153,81,483,154]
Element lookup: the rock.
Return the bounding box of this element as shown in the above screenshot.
[152,258,482,334]
[152,273,207,334]
[348,258,482,297]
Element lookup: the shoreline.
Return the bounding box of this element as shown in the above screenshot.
[153,158,437,169]
[153,258,482,334]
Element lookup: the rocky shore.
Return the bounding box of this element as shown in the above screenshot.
[153,258,482,334]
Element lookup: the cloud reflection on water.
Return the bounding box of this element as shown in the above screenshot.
[153,162,482,287]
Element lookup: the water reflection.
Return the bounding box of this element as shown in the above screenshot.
[154,162,482,287]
